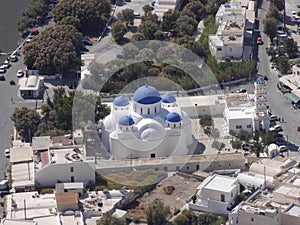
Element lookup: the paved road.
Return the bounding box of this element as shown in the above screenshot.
[257,1,300,150]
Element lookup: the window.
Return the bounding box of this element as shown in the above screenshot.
[221,194,225,202]
[247,124,252,128]
[174,124,176,128]
[196,165,199,170]
[141,108,143,114]
[150,153,155,158]
[195,104,197,106]
[229,48,233,52]
[186,166,189,170]
[154,107,156,113]
[236,125,242,129]
[148,108,150,114]
[70,167,74,172]
[251,218,254,222]
[217,47,222,51]
[71,176,74,182]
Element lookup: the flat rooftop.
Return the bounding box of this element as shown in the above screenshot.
[6,192,56,220]
[10,146,33,163]
[202,175,237,193]
[284,204,300,217]
[11,162,35,188]
[225,93,253,108]
[32,136,51,151]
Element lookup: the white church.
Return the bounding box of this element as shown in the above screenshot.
[101,85,193,160]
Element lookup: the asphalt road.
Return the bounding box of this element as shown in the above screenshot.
[257,1,300,151]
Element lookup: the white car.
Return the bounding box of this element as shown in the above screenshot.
[5,148,10,158]
[278,145,287,152]
[292,11,297,18]
[17,69,24,77]
[0,68,6,74]
[270,124,283,132]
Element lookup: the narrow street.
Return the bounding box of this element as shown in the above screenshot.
[257,1,300,150]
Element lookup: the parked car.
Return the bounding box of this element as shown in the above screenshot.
[270,114,278,121]
[278,145,287,152]
[257,37,263,45]
[0,75,5,81]
[17,69,24,78]
[236,88,247,93]
[3,60,10,69]
[10,55,18,62]
[270,124,283,132]
[0,68,6,74]
[82,38,93,46]
[31,28,39,35]
[5,148,10,158]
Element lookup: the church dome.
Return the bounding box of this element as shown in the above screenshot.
[133,85,161,104]
[118,116,135,126]
[165,112,182,122]
[140,127,164,141]
[113,96,129,106]
[161,93,176,103]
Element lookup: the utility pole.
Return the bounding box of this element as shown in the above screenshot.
[286,135,289,158]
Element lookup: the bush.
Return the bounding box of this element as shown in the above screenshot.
[211,141,225,150]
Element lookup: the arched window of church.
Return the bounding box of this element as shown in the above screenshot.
[148,108,150,114]
[154,107,156,113]
[141,108,143,114]
[174,124,176,128]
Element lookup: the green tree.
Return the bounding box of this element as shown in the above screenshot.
[237,130,252,142]
[143,4,154,15]
[266,46,277,57]
[23,24,83,75]
[263,17,278,41]
[183,1,206,21]
[210,128,220,139]
[231,140,242,149]
[145,199,170,225]
[11,107,41,142]
[273,56,290,74]
[175,15,198,37]
[117,8,135,27]
[161,10,180,31]
[111,21,127,43]
[283,38,298,59]
[266,4,281,20]
[199,115,213,127]
[270,0,284,11]
[212,140,225,150]
[52,0,111,35]
[261,131,276,146]
[251,141,264,157]
[97,212,125,225]
[139,20,160,40]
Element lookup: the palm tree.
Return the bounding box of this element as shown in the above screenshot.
[251,141,264,157]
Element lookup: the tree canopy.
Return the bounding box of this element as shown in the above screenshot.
[145,199,170,225]
[111,21,127,43]
[52,0,111,35]
[11,107,41,142]
[23,24,83,75]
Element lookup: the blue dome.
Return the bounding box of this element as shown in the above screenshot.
[133,85,161,104]
[256,76,265,85]
[113,96,129,107]
[161,93,176,103]
[165,112,182,123]
[118,116,135,126]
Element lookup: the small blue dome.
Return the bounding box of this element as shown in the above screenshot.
[161,93,176,103]
[165,112,182,123]
[118,116,135,126]
[133,85,161,105]
[256,76,265,85]
[113,96,129,107]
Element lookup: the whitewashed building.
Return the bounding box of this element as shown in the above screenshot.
[224,77,270,134]
[189,174,240,214]
[101,85,193,160]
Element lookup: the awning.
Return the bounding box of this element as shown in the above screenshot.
[287,92,300,103]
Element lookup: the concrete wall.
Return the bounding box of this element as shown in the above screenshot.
[189,198,230,215]
[36,161,95,187]
[282,212,300,225]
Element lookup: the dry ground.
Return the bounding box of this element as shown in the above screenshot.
[128,173,202,220]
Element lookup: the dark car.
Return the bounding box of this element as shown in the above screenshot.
[0,75,5,81]
[82,39,93,46]
[10,80,16,85]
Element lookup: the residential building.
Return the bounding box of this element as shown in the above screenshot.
[154,0,183,19]
[101,85,193,160]
[229,201,281,225]
[19,75,44,98]
[224,77,270,134]
[282,203,300,225]
[273,175,300,204]
[189,174,240,214]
